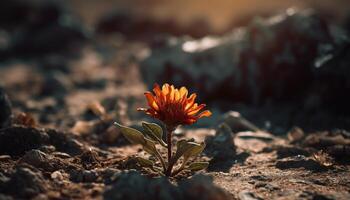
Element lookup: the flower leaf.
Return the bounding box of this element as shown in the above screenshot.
[135,157,154,168]
[114,122,145,145]
[142,137,158,155]
[187,162,209,171]
[142,121,167,147]
[171,139,202,164]
[183,142,206,160]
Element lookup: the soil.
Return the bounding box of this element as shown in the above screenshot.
[0,1,350,200]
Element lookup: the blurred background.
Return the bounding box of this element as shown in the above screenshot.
[1,0,350,135]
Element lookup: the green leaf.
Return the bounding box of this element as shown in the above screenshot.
[114,122,145,145]
[135,157,154,168]
[187,162,209,171]
[142,122,167,147]
[172,139,201,164]
[171,139,206,167]
[183,142,206,160]
[143,137,158,155]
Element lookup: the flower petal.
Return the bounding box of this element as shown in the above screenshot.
[153,83,162,97]
[188,104,206,115]
[144,92,159,111]
[197,110,212,118]
[179,87,188,98]
[185,94,197,110]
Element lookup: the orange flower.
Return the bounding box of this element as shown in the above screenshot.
[138,83,212,127]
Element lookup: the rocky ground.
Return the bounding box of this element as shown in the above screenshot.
[0,0,350,199]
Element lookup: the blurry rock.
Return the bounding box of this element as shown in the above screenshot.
[0,0,88,59]
[72,170,98,183]
[303,130,350,148]
[299,191,336,200]
[39,72,71,97]
[141,9,332,105]
[0,155,11,162]
[179,174,231,200]
[238,190,263,200]
[205,123,235,159]
[312,150,334,167]
[13,112,37,127]
[312,37,350,114]
[46,129,84,156]
[96,10,213,40]
[205,123,239,172]
[50,171,64,181]
[0,0,62,31]
[0,167,47,198]
[0,126,49,156]
[0,88,12,129]
[104,171,229,200]
[101,125,121,144]
[101,168,121,184]
[51,151,71,159]
[87,101,107,118]
[20,149,50,167]
[275,155,328,171]
[38,145,56,153]
[222,111,260,132]
[71,120,95,136]
[275,145,310,159]
[235,131,275,153]
[325,145,350,163]
[103,171,181,200]
[287,126,304,144]
[79,149,100,169]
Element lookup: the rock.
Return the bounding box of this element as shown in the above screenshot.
[302,130,350,163]
[0,155,11,161]
[51,151,71,159]
[141,9,332,105]
[311,38,350,114]
[0,0,88,60]
[101,125,121,144]
[221,111,260,132]
[0,88,12,129]
[101,168,122,184]
[303,131,350,148]
[38,145,56,153]
[179,174,231,200]
[205,123,245,172]
[96,9,213,40]
[238,190,263,200]
[249,175,271,182]
[12,112,36,127]
[275,145,310,159]
[0,167,47,198]
[83,170,98,182]
[0,194,13,200]
[72,170,99,183]
[20,149,50,167]
[51,171,64,181]
[235,131,275,153]
[103,171,181,200]
[104,171,229,200]
[0,126,50,156]
[275,155,328,171]
[46,129,84,156]
[287,127,305,143]
[299,191,336,200]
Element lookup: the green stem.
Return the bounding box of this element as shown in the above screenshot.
[165,126,175,176]
[155,150,167,172]
[171,158,188,176]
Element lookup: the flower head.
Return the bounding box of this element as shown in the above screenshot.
[138,83,212,127]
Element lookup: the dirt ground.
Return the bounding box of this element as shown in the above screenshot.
[0,0,350,200]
